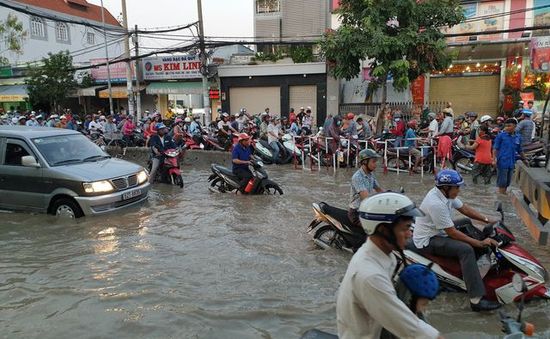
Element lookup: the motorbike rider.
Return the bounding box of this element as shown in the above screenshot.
[515,109,535,147]
[325,115,342,154]
[267,117,283,163]
[411,169,501,312]
[337,192,442,339]
[189,115,205,145]
[404,120,424,173]
[232,133,254,193]
[217,113,232,148]
[149,123,176,184]
[466,112,479,139]
[348,149,384,250]
[437,110,454,137]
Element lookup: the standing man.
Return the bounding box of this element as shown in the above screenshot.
[302,107,313,135]
[437,110,454,137]
[267,117,282,163]
[347,149,384,250]
[297,107,306,125]
[337,192,442,339]
[493,118,524,194]
[515,109,535,147]
[232,133,253,192]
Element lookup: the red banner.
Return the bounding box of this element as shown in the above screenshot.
[411,76,425,105]
[505,57,522,89]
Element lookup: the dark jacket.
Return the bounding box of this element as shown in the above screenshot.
[149,134,176,158]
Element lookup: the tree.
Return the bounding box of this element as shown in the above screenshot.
[26,51,77,112]
[0,14,27,65]
[320,0,464,132]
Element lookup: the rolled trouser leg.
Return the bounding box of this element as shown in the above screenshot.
[149,157,160,183]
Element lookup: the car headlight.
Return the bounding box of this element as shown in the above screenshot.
[83,180,114,193]
[136,170,148,184]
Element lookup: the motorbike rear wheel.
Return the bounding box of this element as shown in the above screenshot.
[314,225,341,250]
[386,157,407,171]
[260,183,283,195]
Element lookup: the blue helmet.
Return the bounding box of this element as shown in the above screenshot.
[521,109,533,117]
[435,169,464,187]
[399,264,439,300]
[156,123,167,130]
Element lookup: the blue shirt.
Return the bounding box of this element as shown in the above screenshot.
[232,143,252,171]
[404,128,416,148]
[189,121,201,136]
[493,131,522,169]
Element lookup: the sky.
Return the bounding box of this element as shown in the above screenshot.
[89,0,254,49]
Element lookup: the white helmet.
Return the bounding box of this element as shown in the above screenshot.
[184,117,192,123]
[359,192,424,235]
[480,115,493,123]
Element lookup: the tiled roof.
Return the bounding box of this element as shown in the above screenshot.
[13,0,120,26]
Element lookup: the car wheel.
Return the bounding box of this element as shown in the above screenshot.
[51,198,84,219]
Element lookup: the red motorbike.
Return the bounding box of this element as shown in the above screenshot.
[147,148,184,188]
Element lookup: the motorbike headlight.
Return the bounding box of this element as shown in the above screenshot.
[137,170,148,184]
[83,180,114,193]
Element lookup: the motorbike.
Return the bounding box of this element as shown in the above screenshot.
[208,156,283,194]
[307,201,362,253]
[385,145,436,173]
[184,132,205,150]
[452,138,475,174]
[523,141,546,168]
[253,139,275,164]
[147,148,184,188]
[403,203,549,304]
[281,134,304,164]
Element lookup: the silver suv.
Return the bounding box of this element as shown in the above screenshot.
[0,126,151,218]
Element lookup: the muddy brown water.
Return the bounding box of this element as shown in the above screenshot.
[1,164,549,338]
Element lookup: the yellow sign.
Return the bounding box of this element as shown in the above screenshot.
[0,95,26,101]
[99,87,128,99]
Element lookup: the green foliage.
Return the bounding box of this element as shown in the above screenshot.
[26,51,77,111]
[79,73,94,88]
[0,14,27,65]
[290,45,314,63]
[321,0,464,89]
[254,50,284,62]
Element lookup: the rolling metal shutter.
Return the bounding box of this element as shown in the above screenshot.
[289,85,317,124]
[429,75,500,116]
[229,86,281,116]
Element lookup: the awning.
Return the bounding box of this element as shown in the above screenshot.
[146,82,202,95]
[99,86,129,99]
[0,84,28,101]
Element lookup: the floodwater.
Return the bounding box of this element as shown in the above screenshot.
[0,163,549,339]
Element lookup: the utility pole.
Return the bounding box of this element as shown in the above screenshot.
[100,0,114,115]
[121,0,135,117]
[134,24,142,120]
[197,0,211,126]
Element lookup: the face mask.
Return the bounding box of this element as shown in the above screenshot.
[394,118,401,122]
[337,121,341,126]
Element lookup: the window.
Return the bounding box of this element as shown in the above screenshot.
[4,143,30,166]
[55,22,69,42]
[256,0,280,14]
[30,16,45,38]
[86,32,95,45]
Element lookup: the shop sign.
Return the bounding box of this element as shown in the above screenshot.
[530,36,550,72]
[520,92,535,103]
[0,67,13,77]
[0,95,25,101]
[142,55,202,80]
[90,59,133,83]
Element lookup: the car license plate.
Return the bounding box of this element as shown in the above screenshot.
[122,189,142,200]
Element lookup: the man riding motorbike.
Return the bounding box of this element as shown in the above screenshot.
[337,192,442,339]
[348,149,385,250]
[411,169,501,312]
[149,123,177,183]
[232,133,254,193]
[189,114,205,145]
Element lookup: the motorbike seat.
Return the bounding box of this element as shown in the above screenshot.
[211,164,238,178]
[523,142,544,152]
[319,202,353,227]
[406,241,463,278]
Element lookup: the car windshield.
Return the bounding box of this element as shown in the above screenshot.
[32,134,109,166]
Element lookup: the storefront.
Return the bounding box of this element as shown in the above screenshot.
[0,84,30,112]
[145,81,203,117]
[219,62,327,126]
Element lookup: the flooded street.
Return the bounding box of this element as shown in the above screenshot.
[1,164,549,339]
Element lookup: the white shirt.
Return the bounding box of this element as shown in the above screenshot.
[267,123,280,144]
[438,117,454,135]
[428,119,438,137]
[218,120,229,130]
[89,120,102,132]
[413,187,463,248]
[337,239,439,339]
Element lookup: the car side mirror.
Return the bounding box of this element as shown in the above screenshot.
[21,155,41,168]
